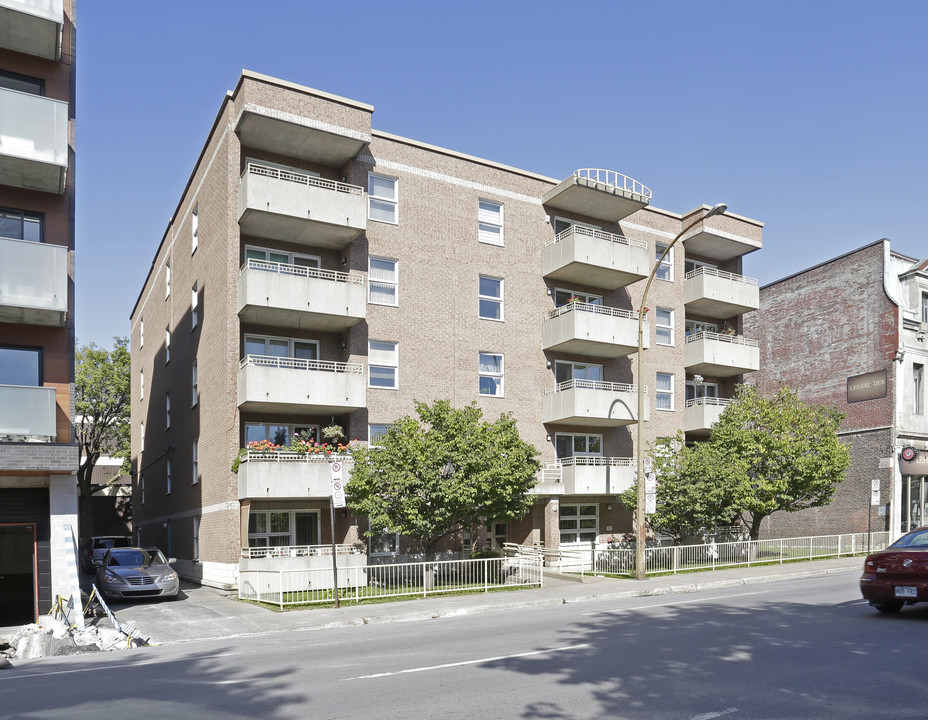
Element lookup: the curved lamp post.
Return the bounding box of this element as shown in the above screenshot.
[635,203,727,580]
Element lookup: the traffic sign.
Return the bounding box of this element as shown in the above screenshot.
[645,492,657,515]
[331,462,346,508]
[644,472,657,494]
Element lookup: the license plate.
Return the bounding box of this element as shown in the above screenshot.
[894,586,918,598]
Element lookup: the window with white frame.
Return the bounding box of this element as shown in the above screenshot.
[368,173,397,223]
[554,288,602,307]
[655,242,673,281]
[165,328,171,364]
[369,340,398,389]
[140,319,144,348]
[165,393,170,429]
[139,473,144,505]
[165,457,172,495]
[139,368,144,400]
[368,424,393,447]
[684,259,717,275]
[191,361,198,407]
[552,217,600,236]
[191,283,199,329]
[165,260,171,298]
[192,438,198,484]
[479,353,504,397]
[191,203,199,253]
[656,372,674,410]
[245,245,320,270]
[139,422,145,452]
[369,257,398,305]
[244,334,318,362]
[655,307,674,345]
[554,360,603,383]
[478,200,503,246]
[245,423,319,447]
[0,207,42,243]
[248,511,291,547]
[559,504,599,544]
[686,320,718,337]
[478,276,503,320]
[922,293,928,323]
[915,364,924,416]
[369,529,400,555]
[555,433,602,459]
[685,381,719,401]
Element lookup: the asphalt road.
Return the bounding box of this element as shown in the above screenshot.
[2,573,925,720]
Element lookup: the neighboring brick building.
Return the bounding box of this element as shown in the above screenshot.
[0,0,78,623]
[130,71,764,589]
[744,240,928,539]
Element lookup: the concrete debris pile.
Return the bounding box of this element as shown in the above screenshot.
[1,616,143,661]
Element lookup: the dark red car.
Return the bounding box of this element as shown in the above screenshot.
[860,526,928,613]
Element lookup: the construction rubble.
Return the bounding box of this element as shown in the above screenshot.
[1,615,145,662]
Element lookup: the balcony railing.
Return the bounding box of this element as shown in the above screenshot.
[545,225,648,251]
[685,331,758,348]
[0,384,56,440]
[240,258,364,284]
[543,380,645,427]
[546,302,635,321]
[237,450,355,500]
[545,379,637,395]
[542,169,651,223]
[239,354,363,374]
[684,332,760,377]
[574,169,652,200]
[542,226,650,289]
[0,87,68,194]
[685,267,757,285]
[241,544,357,559]
[685,396,733,408]
[244,162,364,197]
[539,457,636,495]
[0,237,67,325]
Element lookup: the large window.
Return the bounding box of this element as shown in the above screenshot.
[369,340,398,389]
[368,173,397,224]
[655,242,673,281]
[916,364,924,416]
[479,353,504,397]
[0,346,41,386]
[368,423,393,447]
[0,208,42,243]
[478,276,503,320]
[245,245,320,270]
[555,360,603,384]
[369,257,398,305]
[655,307,674,345]
[248,511,292,547]
[656,372,674,410]
[245,423,319,447]
[0,70,43,95]
[922,293,928,324]
[165,458,172,495]
[560,504,599,544]
[244,335,319,361]
[478,200,503,246]
[554,289,601,307]
[369,529,400,556]
[686,320,718,337]
[555,433,602,459]
[685,381,719,401]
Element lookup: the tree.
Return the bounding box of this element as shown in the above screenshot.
[622,435,746,543]
[345,400,540,559]
[75,338,131,551]
[709,384,850,540]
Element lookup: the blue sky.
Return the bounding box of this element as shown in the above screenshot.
[75,0,928,346]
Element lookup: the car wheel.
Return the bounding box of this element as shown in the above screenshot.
[874,601,904,614]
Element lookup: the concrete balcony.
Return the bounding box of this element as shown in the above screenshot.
[682,213,762,262]
[683,268,759,319]
[0,237,67,326]
[237,355,365,415]
[237,259,365,332]
[684,332,759,378]
[542,169,650,223]
[0,87,68,194]
[542,302,646,358]
[0,0,63,60]
[539,457,635,495]
[0,384,56,441]
[236,104,371,168]
[238,451,354,499]
[684,397,732,436]
[543,380,646,427]
[238,163,366,250]
[543,226,650,290]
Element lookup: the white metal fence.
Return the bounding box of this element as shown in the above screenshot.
[239,555,544,609]
[507,531,891,577]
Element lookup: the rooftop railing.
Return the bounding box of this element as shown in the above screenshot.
[685,267,758,285]
[574,169,652,199]
[240,258,364,285]
[242,162,364,195]
[239,354,364,374]
[545,225,648,250]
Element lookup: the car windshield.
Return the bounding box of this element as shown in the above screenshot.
[890,529,928,549]
[106,549,167,568]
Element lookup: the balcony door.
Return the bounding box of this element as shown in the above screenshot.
[555,361,603,384]
[295,512,319,547]
[685,381,719,401]
[244,335,319,362]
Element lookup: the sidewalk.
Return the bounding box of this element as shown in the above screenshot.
[84,556,865,646]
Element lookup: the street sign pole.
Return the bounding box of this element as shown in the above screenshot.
[869,479,880,555]
[330,462,346,608]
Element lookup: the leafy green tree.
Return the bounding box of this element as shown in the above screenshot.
[709,384,850,540]
[75,338,131,549]
[622,435,746,543]
[346,400,540,559]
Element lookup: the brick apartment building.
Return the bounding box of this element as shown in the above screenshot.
[0,0,78,622]
[744,240,928,539]
[130,71,764,590]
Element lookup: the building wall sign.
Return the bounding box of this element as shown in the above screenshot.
[847,370,887,403]
[901,449,928,475]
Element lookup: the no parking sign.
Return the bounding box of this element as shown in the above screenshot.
[331,462,346,508]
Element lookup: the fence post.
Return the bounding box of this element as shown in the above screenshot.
[779,539,783,565]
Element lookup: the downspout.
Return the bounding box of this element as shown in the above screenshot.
[883,239,904,539]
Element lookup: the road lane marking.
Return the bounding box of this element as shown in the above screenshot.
[688,708,738,720]
[343,643,592,680]
[581,591,765,616]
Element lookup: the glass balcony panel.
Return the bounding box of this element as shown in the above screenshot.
[0,384,56,439]
[0,87,68,193]
[0,237,67,325]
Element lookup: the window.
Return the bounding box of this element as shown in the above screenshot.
[555,361,603,384]
[165,261,171,298]
[248,511,292,547]
[244,335,319,361]
[139,422,145,453]
[478,276,503,320]
[191,283,199,329]
[685,320,718,337]
[245,423,319,447]
[686,381,719,401]
[479,353,504,397]
[0,70,43,95]
[369,529,400,555]
[369,340,398,389]
[368,173,397,223]
[0,207,42,243]
[684,259,717,275]
[191,204,199,253]
[245,246,320,270]
[552,217,600,236]
[191,361,198,407]
[554,289,602,307]
[139,319,144,348]
[139,369,144,400]
[655,243,673,281]
[0,346,41,386]
[922,293,928,324]
[478,200,503,246]
[165,394,171,429]
[916,364,924,416]
[369,257,398,305]
[165,457,172,495]
[655,308,674,345]
[368,424,393,447]
[193,517,200,562]
[139,473,144,505]
[555,433,602,459]
[559,504,599,544]
[192,438,199,484]
[165,328,171,364]
[656,372,674,410]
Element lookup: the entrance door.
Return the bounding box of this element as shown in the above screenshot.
[0,525,36,625]
[295,513,319,547]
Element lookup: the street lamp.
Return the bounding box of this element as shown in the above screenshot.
[635,203,727,579]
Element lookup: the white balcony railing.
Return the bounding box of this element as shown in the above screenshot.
[574,169,652,199]
[685,397,733,409]
[239,355,363,374]
[545,302,637,321]
[545,225,648,251]
[685,331,758,348]
[545,379,638,395]
[243,162,364,197]
[684,267,758,285]
[240,258,364,285]
[241,544,357,559]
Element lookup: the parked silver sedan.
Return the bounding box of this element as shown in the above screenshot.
[95,547,179,601]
